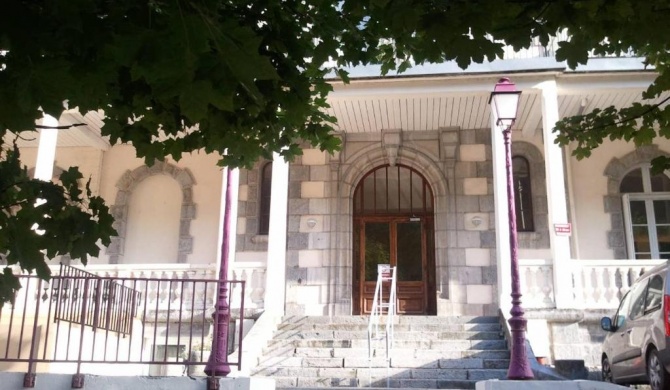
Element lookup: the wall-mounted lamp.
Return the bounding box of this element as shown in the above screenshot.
[306,218,317,229]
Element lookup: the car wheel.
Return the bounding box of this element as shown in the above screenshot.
[648,349,670,390]
[602,355,613,383]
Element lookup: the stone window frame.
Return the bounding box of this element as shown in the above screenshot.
[511,142,549,249]
[106,161,196,264]
[603,145,668,259]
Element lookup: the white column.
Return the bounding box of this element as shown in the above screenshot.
[216,168,240,278]
[34,115,59,181]
[491,110,512,313]
[264,153,289,316]
[538,79,573,309]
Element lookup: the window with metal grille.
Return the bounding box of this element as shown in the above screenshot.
[353,164,433,215]
[513,156,534,232]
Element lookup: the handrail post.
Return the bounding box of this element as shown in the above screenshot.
[72,277,90,389]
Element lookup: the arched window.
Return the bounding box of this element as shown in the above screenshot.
[353,164,433,214]
[620,165,670,259]
[513,156,534,232]
[258,162,273,235]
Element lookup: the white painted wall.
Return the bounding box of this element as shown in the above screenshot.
[99,146,223,265]
[124,174,182,263]
[19,144,224,265]
[19,147,105,195]
[568,139,670,259]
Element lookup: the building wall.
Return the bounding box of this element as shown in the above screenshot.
[568,139,670,260]
[19,146,105,195]
[273,127,553,316]
[19,144,223,265]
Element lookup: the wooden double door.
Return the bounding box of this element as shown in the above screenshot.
[352,216,436,315]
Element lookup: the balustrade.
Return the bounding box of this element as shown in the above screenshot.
[520,259,665,310]
[40,262,267,314]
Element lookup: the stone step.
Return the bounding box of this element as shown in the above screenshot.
[276,385,460,390]
[276,323,501,333]
[257,316,509,389]
[259,347,510,363]
[272,330,503,341]
[271,371,504,388]
[264,338,507,352]
[255,355,510,370]
[279,316,499,327]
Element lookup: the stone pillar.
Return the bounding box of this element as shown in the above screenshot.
[34,115,59,181]
[264,153,289,316]
[539,79,572,309]
[491,109,512,313]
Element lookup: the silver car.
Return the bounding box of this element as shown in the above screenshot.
[601,261,670,390]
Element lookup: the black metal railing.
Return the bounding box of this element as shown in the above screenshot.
[0,270,245,388]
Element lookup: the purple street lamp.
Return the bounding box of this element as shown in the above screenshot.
[205,167,233,380]
[489,77,534,380]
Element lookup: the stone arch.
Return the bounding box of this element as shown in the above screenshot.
[106,161,196,264]
[603,145,668,259]
[331,143,450,314]
[511,141,549,249]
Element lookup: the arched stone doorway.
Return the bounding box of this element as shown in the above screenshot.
[352,164,437,315]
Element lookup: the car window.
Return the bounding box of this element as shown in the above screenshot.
[629,279,650,321]
[614,291,632,329]
[644,275,664,314]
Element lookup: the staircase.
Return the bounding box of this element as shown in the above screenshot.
[251,315,510,389]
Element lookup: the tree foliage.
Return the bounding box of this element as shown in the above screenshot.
[1,0,670,302]
[0,141,114,304]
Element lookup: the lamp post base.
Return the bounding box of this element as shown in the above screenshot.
[507,313,534,379]
[204,310,231,377]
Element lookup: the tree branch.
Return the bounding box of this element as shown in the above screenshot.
[34,123,86,130]
[579,95,670,132]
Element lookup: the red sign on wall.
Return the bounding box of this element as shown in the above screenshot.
[554,223,572,236]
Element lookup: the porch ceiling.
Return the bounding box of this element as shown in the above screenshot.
[6,109,109,150]
[325,72,667,135]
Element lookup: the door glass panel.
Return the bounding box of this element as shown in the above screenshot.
[387,166,399,211]
[629,280,649,320]
[656,226,670,253]
[633,226,651,253]
[614,291,632,328]
[363,175,374,212]
[620,168,643,193]
[651,174,670,192]
[396,222,422,281]
[398,168,411,212]
[411,172,423,213]
[375,169,387,212]
[364,223,390,281]
[654,200,670,224]
[645,275,664,313]
[630,201,647,224]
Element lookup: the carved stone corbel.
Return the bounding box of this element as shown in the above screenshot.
[382,130,402,166]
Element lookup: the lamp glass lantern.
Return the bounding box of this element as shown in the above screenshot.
[489,78,522,129]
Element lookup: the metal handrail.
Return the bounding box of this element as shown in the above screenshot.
[367,266,396,369]
[0,273,245,388]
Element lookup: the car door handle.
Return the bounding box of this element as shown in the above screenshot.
[621,330,632,336]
